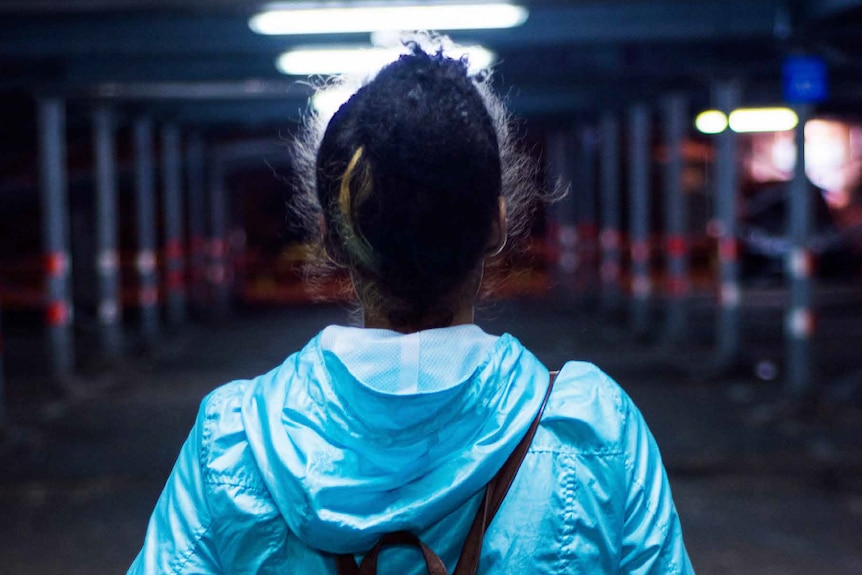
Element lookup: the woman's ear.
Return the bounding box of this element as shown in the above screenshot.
[486,196,508,256]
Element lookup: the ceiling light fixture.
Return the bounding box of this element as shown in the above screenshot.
[694,110,728,134]
[728,108,798,133]
[695,108,800,134]
[277,44,495,76]
[250,3,529,35]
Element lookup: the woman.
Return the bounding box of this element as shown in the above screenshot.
[129,42,694,574]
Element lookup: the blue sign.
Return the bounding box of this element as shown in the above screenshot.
[783,56,828,103]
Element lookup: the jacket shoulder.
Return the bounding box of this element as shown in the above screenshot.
[198,378,269,493]
[539,361,631,454]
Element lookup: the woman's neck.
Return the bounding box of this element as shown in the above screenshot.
[362,303,475,333]
[358,262,484,333]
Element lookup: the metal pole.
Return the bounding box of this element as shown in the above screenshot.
[133,117,159,344]
[600,112,623,313]
[38,98,75,378]
[186,133,207,314]
[93,106,122,358]
[577,125,599,301]
[628,103,652,337]
[0,303,5,428]
[230,214,248,302]
[209,157,230,317]
[662,93,690,342]
[714,82,742,362]
[161,124,186,326]
[545,130,578,299]
[785,104,814,397]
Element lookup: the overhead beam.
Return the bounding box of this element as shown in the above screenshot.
[147,88,601,126]
[146,99,313,127]
[0,1,782,58]
[40,41,783,88]
[78,78,796,128]
[79,79,311,100]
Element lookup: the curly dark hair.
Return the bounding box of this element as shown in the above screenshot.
[290,37,540,330]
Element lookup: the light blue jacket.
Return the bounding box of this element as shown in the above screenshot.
[129,324,694,574]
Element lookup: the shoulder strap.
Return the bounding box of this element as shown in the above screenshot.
[336,370,559,575]
[452,370,557,575]
[335,531,447,575]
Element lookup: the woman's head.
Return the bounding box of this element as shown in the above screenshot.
[292,38,538,331]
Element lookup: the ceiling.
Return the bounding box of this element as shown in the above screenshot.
[1,0,862,131]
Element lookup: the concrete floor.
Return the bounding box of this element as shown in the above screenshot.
[1,299,861,574]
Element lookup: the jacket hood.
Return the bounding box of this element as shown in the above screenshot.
[241,324,548,553]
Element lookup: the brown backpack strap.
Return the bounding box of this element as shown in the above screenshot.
[336,370,559,575]
[336,531,448,575]
[452,370,557,575]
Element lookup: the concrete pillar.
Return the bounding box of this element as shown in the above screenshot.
[38,98,75,378]
[208,157,230,317]
[713,82,742,362]
[545,130,578,299]
[577,125,600,300]
[662,93,690,342]
[93,106,122,358]
[0,304,5,428]
[600,112,623,313]
[133,117,160,344]
[628,103,652,337]
[161,124,186,326]
[230,223,248,301]
[186,133,207,314]
[785,105,815,397]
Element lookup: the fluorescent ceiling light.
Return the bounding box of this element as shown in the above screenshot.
[695,108,800,134]
[728,108,798,133]
[277,45,495,76]
[694,110,727,134]
[250,3,528,35]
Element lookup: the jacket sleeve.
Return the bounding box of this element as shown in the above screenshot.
[127,397,220,574]
[618,390,695,575]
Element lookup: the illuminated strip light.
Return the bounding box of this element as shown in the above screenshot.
[729,108,798,133]
[250,3,529,35]
[278,45,495,76]
[694,110,727,134]
[695,108,799,134]
[309,42,491,114]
